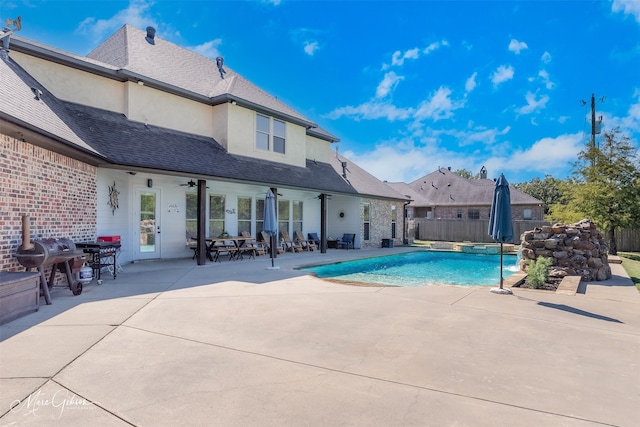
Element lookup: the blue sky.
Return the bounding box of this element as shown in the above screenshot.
[3,0,639,183]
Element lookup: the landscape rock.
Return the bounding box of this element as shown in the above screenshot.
[520,219,611,281]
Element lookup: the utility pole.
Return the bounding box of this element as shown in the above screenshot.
[581,93,604,169]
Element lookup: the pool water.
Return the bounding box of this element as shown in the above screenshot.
[301,251,518,287]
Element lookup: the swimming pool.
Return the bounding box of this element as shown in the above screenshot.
[300,250,518,287]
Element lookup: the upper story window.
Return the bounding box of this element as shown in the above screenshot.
[523,208,533,220]
[256,114,286,154]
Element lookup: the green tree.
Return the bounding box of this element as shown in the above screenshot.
[563,128,640,254]
[513,175,567,215]
[453,168,478,179]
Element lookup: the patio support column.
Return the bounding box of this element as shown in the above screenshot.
[270,187,278,258]
[196,179,207,265]
[320,193,327,253]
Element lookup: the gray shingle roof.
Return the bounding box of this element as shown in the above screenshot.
[86,25,318,128]
[398,168,542,206]
[0,56,103,156]
[62,102,358,194]
[330,151,409,200]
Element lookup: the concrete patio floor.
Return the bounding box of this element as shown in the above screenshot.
[1,247,638,426]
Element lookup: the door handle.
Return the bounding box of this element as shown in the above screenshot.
[157,226,161,234]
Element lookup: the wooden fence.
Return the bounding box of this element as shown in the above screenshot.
[412,218,639,251]
[615,228,640,252]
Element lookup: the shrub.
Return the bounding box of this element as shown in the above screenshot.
[528,257,552,289]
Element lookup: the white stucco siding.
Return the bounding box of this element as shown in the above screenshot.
[211,103,229,149]
[125,82,213,136]
[305,134,331,163]
[326,195,361,248]
[13,52,124,113]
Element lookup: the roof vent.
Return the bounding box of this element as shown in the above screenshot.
[31,87,42,100]
[145,26,156,45]
[216,57,227,79]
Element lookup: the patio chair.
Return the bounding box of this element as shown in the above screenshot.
[281,230,303,253]
[307,232,320,248]
[295,230,317,251]
[260,231,284,255]
[337,233,356,250]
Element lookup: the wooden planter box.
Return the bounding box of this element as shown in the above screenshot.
[0,272,40,325]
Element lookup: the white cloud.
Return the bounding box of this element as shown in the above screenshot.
[391,48,420,66]
[465,72,477,92]
[538,69,555,89]
[76,0,155,42]
[443,125,511,147]
[509,133,583,169]
[423,40,449,54]
[303,40,320,56]
[413,86,462,122]
[376,72,404,98]
[508,38,528,54]
[491,65,515,87]
[541,51,552,64]
[384,40,448,69]
[191,39,222,59]
[325,102,413,121]
[517,91,550,115]
[612,0,640,22]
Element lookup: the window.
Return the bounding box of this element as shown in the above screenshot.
[468,208,480,220]
[363,204,370,241]
[523,208,532,220]
[391,205,397,239]
[273,119,285,154]
[185,193,197,238]
[256,114,270,151]
[278,199,290,239]
[209,195,225,237]
[457,209,463,219]
[256,113,286,154]
[292,200,303,234]
[237,197,252,235]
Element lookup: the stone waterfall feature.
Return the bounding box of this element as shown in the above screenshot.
[520,219,612,281]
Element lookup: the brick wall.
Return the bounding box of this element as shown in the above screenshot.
[0,134,97,273]
[419,204,544,221]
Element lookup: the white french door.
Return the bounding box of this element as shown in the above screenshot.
[135,188,161,259]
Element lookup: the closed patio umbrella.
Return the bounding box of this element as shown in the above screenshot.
[263,189,279,269]
[488,173,514,294]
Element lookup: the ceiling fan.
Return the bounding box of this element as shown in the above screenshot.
[180,180,209,189]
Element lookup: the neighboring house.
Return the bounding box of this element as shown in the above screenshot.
[387,167,544,221]
[0,24,408,271]
[387,167,546,244]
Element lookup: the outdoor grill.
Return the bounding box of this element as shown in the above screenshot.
[14,216,85,304]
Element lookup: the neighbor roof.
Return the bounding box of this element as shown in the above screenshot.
[394,168,542,206]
